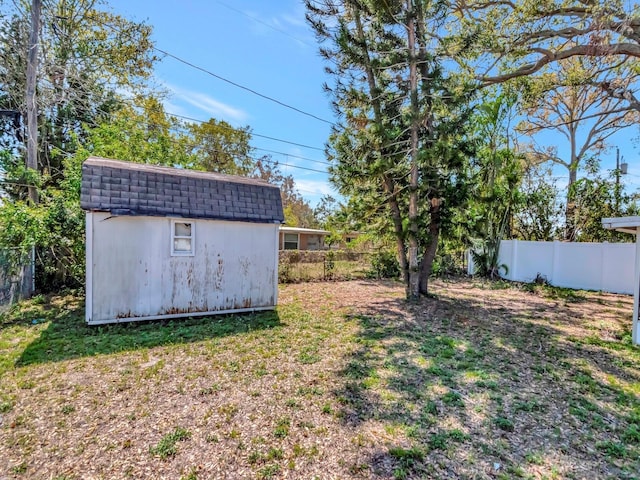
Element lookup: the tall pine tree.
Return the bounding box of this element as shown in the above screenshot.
[306,0,475,298]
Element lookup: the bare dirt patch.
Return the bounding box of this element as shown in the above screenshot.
[0,278,638,479]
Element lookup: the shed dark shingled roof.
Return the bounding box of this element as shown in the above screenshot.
[80,157,284,223]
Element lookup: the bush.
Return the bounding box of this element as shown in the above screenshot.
[368,250,399,279]
[431,251,465,277]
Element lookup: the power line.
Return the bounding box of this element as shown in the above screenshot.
[164,111,325,151]
[77,11,334,127]
[251,146,330,166]
[215,1,315,48]
[86,115,330,176]
[154,47,334,126]
[109,111,330,172]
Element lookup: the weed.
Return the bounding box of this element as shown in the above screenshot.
[10,462,28,474]
[257,464,281,479]
[622,424,640,444]
[476,380,499,390]
[422,400,438,416]
[442,391,464,407]
[198,384,220,396]
[180,467,199,480]
[218,403,238,421]
[389,446,425,478]
[274,417,290,438]
[596,441,627,459]
[60,404,75,415]
[514,399,545,413]
[0,400,13,413]
[267,447,284,460]
[248,451,263,465]
[525,452,544,465]
[150,427,191,459]
[493,416,515,432]
[297,386,323,396]
[298,346,321,364]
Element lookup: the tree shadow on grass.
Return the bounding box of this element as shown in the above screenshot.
[332,280,640,479]
[15,298,283,367]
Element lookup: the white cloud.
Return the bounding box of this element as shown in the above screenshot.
[295,179,335,196]
[162,99,191,118]
[164,83,249,123]
[241,4,313,48]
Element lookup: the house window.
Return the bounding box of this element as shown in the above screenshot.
[283,233,299,250]
[172,220,194,256]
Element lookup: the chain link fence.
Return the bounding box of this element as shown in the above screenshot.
[0,248,33,309]
[278,250,374,283]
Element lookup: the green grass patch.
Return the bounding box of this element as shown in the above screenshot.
[150,427,191,459]
[493,416,515,432]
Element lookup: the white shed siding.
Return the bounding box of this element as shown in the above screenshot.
[86,212,278,324]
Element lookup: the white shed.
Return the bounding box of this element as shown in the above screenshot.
[81,157,284,325]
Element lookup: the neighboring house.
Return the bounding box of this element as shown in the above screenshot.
[81,157,284,325]
[329,231,371,251]
[279,226,329,251]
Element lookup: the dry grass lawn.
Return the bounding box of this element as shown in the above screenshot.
[1,278,639,479]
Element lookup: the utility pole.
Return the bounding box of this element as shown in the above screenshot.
[615,147,628,213]
[24,0,41,298]
[616,147,621,212]
[25,0,40,204]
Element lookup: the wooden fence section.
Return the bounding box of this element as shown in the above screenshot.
[0,248,33,308]
[468,240,635,294]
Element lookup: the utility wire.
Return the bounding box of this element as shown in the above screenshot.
[106,112,331,172]
[164,111,325,151]
[154,47,334,126]
[85,116,330,175]
[215,1,315,48]
[76,11,334,127]
[250,146,330,166]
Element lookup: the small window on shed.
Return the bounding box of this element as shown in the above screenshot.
[172,220,194,256]
[283,233,299,250]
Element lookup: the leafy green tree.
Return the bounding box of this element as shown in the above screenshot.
[463,93,523,278]
[0,0,158,289]
[186,119,254,175]
[459,0,639,98]
[80,97,194,168]
[0,0,157,191]
[515,57,637,239]
[512,165,563,241]
[568,167,638,242]
[307,0,475,298]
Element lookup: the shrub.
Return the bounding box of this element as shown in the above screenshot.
[368,250,399,279]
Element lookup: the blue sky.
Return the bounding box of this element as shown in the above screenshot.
[106,0,640,206]
[107,0,336,207]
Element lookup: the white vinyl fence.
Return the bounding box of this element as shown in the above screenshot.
[468,240,636,294]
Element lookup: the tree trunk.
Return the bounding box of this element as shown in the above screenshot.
[406,0,420,300]
[384,176,409,284]
[565,165,578,240]
[419,198,441,295]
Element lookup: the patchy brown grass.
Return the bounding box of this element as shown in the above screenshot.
[0,278,639,479]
